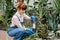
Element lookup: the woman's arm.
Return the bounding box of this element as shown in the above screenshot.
[24,14,31,20]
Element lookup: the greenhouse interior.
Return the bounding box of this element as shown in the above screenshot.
[0,0,60,40]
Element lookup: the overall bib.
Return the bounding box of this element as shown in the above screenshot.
[7,14,35,40]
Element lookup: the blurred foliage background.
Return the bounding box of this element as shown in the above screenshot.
[0,0,60,40]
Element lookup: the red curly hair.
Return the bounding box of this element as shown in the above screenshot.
[17,0,24,3]
[17,3,27,10]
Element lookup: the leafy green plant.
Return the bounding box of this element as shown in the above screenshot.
[0,0,16,30]
[24,33,38,40]
[0,0,60,39]
[38,24,48,38]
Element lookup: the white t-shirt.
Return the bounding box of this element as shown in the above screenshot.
[10,12,31,28]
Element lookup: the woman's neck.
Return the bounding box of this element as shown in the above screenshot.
[17,11,23,15]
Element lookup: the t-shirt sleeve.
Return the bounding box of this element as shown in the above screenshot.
[12,16,23,28]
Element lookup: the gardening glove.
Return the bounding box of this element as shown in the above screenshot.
[31,16,37,22]
[31,16,37,32]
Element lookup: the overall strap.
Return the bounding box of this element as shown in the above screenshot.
[15,14,24,25]
[15,14,20,21]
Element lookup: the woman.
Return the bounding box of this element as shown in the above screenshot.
[7,2,36,40]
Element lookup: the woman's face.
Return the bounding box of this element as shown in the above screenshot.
[18,9,25,15]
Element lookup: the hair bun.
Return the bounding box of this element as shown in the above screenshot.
[17,3,27,10]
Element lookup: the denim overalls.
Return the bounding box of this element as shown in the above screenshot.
[7,14,35,40]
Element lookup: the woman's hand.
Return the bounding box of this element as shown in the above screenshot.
[31,16,37,23]
[23,25,27,30]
